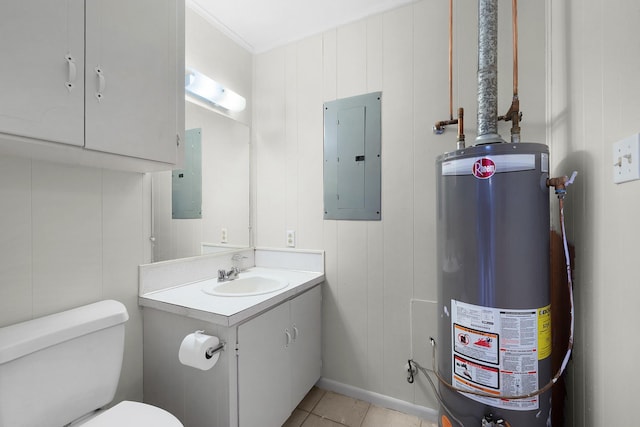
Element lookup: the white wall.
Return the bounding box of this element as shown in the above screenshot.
[254,0,546,409]
[549,0,640,425]
[0,157,147,404]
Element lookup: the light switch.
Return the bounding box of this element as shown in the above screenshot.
[613,133,640,184]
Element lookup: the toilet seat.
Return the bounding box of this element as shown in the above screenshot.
[79,401,183,427]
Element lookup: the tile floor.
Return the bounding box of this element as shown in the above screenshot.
[282,387,438,427]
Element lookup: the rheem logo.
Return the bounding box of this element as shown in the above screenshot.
[472,158,496,179]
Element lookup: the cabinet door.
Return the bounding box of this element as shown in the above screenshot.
[290,286,322,408]
[0,1,85,146]
[85,0,179,163]
[238,302,292,427]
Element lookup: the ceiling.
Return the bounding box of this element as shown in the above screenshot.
[187,0,417,54]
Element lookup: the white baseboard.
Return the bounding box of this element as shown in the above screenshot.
[316,377,438,423]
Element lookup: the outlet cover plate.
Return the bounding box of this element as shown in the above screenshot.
[286,230,295,247]
[613,133,640,184]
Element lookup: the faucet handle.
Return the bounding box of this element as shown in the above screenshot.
[218,269,226,280]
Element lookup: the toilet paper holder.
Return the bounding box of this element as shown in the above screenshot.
[194,330,225,359]
[205,341,225,359]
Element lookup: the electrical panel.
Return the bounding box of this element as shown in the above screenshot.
[323,92,381,221]
[172,128,202,219]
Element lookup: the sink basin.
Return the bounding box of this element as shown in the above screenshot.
[202,274,288,297]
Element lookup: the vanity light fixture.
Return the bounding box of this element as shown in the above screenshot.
[185,68,246,112]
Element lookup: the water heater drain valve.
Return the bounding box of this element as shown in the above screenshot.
[481,414,508,426]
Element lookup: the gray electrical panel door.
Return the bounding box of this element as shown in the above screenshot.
[172,128,202,219]
[323,92,381,220]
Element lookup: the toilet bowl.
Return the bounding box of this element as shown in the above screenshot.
[0,300,184,427]
[74,401,182,427]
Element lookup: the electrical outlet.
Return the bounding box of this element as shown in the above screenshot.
[286,230,295,247]
[221,228,228,243]
[613,133,640,184]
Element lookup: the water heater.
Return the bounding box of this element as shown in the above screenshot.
[436,142,552,426]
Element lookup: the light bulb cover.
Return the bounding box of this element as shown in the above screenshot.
[185,68,246,112]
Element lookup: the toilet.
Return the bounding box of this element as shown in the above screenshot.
[0,300,183,427]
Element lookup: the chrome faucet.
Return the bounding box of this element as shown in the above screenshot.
[218,253,248,282]
[218,267,240,282]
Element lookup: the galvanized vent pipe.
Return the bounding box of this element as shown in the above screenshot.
[475,0,504,144]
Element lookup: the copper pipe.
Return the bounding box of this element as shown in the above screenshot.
[510,0,520,141]
[498,0,522,141]
[510,97,521,142]
[512,0,519,98]
[434,118,458,133]
[449,0,454,120]
[498,98,520,122]
[434,109,465,142]
[456,107,465,149]
[433,0,463,141]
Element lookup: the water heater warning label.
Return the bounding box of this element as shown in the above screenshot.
[453,323,499,365]
[451,299,544,411]
[454,355,500,390]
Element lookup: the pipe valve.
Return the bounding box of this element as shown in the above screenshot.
[547,171,578,197]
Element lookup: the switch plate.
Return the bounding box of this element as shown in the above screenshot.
[286,230,295,247]
[221,228,228,243]
[613,133,640,184]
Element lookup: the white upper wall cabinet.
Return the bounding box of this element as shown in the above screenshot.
[0,0,184,172]
[0,2,85,146]
[85,0,179,163]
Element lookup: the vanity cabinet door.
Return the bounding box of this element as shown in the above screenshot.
[238,301,292,427]
[289,285,322,408]
[0,1,85,146]
[238,286,322,427]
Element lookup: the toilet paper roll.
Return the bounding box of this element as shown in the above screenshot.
[178,331,220,370]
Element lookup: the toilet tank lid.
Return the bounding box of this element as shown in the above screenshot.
[0,300,129,364]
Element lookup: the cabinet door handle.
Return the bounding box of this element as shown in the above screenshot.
[65,54,76,92]
[285,329,292,347]
[95,66,105,102]
[292,325,299,341]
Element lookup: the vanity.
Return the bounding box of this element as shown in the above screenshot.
[139,248,324,427]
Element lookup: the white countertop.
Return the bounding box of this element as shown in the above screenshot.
[139,267,324,327]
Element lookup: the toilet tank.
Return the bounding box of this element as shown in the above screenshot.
[0,300,129,427]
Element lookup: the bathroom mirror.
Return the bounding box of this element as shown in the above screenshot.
[151,100,250,262]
